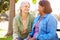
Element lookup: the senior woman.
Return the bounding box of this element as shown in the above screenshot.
[13,1,34,40]
[27,0,58,40]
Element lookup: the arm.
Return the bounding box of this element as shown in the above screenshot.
[13,18,18,40]
[28,14,35,37]
[38,16,57,40]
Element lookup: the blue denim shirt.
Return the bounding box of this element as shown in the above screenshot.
[29,14,58,40]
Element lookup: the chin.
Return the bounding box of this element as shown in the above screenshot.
[25,11,29,13]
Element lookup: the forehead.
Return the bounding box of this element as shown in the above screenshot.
[21,2,30,6]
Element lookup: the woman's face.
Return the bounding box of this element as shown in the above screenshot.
[21,3,30,13]
[38,5,44,14]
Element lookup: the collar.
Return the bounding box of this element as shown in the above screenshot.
[40,14,50,18]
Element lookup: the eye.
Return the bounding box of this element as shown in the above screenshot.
[25,6,27,7]
[25,5,30,8]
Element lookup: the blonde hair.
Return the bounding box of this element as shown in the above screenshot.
[20,1,30,13]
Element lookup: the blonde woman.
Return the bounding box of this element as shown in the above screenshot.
[13,1,34,40]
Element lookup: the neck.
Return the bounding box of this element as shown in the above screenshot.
[21,12,28,20]
[40,12,45,17]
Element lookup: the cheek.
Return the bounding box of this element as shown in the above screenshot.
[40,8,43,11]
[25,8,29,11]
[27,8,29,11]
[22,7,25,11]
[24,7,27,10]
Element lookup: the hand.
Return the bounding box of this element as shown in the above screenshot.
[29,37,36,40]
[26,35,31,40]
[15,38,18,40]
[21,29,27,34]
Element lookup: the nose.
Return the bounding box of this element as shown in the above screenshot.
[27,7,29,10]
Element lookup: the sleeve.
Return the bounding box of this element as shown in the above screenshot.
[29,28,34,37]
[13,18,19,40]
[29,16,38,37]
[31,15,35,28]
[29,16,34,37]
[38,16,57,40]
[33,33,39,39]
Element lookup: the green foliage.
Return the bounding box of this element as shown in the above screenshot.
[0,0,18,13]
[32,0,36,4]
[16,0,18,3]
[0,0,9,13]
[0,36,12,40]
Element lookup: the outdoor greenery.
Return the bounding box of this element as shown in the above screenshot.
[0,0,18,13]
[0,36,12,40]
[0,0,18,40]
[32,0,36,4]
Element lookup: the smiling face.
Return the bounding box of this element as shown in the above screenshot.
[20,2,30,13]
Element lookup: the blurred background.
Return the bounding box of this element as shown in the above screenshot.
[0,0,60,40]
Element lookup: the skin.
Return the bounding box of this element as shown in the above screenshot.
[27,5,45,40]
[20,2,30,19]
[15,2,30,40]
[20,2,30,34]
[38,5,45,17]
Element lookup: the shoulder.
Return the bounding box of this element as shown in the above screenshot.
[13,14,20,21]
[47,14,56,21]
[28,13,35,20]
[47,14,57,24]
[35,15,40,19]
[34,15,40,22]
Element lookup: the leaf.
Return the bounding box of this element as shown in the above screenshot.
[32,0,36,4]
[0,0,18,13]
